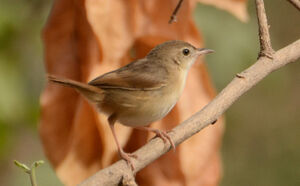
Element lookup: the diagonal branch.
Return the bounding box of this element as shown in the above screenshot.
[287,0,300,11]
[169,0,184,24]
[78,1,300,185]
[79,38,300,186]
[255,0,274,59]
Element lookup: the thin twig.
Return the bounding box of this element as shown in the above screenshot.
[79,39,300,186]
[255,0,274,59]
[287,0,300,11]
[29,169,37,186]
[168,0,184,24]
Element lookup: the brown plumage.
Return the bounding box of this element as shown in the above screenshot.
[47,40,214,170]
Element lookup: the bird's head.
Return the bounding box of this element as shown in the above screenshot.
[146,40,214,70]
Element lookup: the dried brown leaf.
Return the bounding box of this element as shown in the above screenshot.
[40,0,226,185]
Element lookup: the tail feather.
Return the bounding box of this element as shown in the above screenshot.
[47,74,104,102]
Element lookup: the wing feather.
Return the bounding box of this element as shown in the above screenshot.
[88,59,168,91]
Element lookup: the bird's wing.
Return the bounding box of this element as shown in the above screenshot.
[88,59,168,91]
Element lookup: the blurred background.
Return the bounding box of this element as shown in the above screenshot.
[0,0,299,185]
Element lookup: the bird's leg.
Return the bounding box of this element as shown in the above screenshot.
[134,126,176,151]
[108,115,137,170]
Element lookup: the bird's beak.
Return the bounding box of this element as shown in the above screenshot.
[196,48,214,55]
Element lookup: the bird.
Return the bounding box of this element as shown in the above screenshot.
[47,40,214,170]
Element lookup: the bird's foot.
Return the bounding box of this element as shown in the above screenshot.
[119,150,137,170]
[153,129,176,151]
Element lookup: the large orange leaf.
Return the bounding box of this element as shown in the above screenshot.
[40,0,247,185]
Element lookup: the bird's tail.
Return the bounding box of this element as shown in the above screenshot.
[47,74,104,103]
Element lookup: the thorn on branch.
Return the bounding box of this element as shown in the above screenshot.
[168,0,184,24]
[211,119,218,125]
[255,0,274,59]
[236,73,245,79]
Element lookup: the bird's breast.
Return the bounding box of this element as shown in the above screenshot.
[117,71,188,127]
[117,92,177,127]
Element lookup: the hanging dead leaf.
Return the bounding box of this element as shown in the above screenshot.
[40,0,247,185]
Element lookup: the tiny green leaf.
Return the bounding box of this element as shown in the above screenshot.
[14,160,30,173]
[32,160,45,168]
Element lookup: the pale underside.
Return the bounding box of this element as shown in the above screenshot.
[88,58,188,126]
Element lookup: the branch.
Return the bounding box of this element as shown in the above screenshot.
[255,0,274,59]
[287,0,300,11]
[79,1,300,185]
[79,39,300,186]
[168,0,184,24]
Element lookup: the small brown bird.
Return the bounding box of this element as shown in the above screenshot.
[48,40,213,170]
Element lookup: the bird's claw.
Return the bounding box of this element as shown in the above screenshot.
[119,150,137,170]
[153,129,176,151]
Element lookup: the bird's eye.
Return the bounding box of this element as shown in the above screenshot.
[182,48,190,56]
